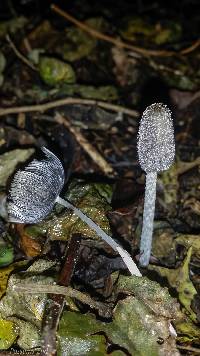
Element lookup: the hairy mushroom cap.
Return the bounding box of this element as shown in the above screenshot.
[137,103,175,173]
[7,147,65,223]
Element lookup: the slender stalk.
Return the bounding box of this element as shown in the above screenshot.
[41,235,81,356]
[56,196,142,277]
[139,172,157,267]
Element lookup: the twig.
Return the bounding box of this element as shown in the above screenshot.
[41,235,81,356]
[180,38,200,54]
[177,345,200,353]
[148,59,183,76]
[6,34,37,71]
[0,97,139,118]
[23,37,33,53]
[51,4,172,57]
[55,112,116,176]
[177,156,200,176]
[51,4,200,58]
[13,283,112,318]
[0,352,39,356]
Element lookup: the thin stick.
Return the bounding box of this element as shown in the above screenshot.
[0,97,139,118]
[177,345,200,353]
[180,38,200,54]
[12,283,112,318]
[41,235,81,356]
[55,113,115,176]
[6,34,37,71]
[51,4,172,57]
[0,352,40,356]
[56,196,142,277]
[139,172,157,267]
[51,4,200,58]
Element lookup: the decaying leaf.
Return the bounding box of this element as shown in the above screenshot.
[175,233,200,260]
[0,148,35,189]
[149,247,197,322]
[150,223,176,265]
[58,17,107,62]
[16,224,43,258]
[0,259,56,349]
[116,274,181,319]
[158,162,178,215]
[57,274,181,355]
[106,296,179,356]
[0,262,25,299]
[175,317,200,344]
[0,17,27,37]
[58,288,180,356]
[48,182,113,245]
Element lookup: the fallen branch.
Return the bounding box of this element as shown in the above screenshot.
[0,97,139,118]
[51,4,200,58]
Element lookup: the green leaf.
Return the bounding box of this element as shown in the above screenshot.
[57,311,107,356]
[39,57,76,87]
[58,292,179,356]
[0,245,14,267]
[58,275,181,356]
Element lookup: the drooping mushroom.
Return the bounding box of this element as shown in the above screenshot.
[7,147,141,276]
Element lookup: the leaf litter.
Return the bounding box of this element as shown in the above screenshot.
[0,1,200,355]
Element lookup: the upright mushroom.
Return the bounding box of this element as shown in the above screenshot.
[137,103,175,266]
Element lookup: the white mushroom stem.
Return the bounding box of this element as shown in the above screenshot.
[56,196,142,277]
[139,172,157,267]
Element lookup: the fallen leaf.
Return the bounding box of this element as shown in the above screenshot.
[149,247,197,321]
[0,319,19,349]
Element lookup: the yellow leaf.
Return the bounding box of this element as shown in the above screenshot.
[0,319,19,349]
[0,261,28,299]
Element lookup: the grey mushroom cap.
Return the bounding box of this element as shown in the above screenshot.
[137,103,175,173]
[7,147,65,224]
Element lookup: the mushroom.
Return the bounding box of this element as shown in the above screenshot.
[7,147,141,277]
[137,103,175,267]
